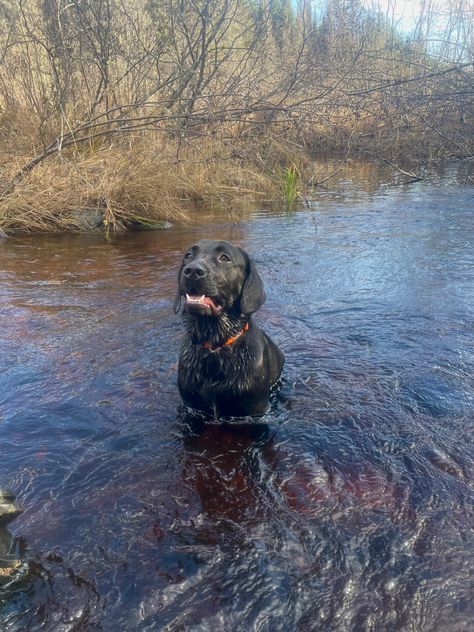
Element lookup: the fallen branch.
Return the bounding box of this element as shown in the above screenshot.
[354,146,423,181]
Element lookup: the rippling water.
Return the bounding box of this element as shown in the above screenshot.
[1,166,473,631]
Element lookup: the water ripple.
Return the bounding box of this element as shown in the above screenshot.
[1,177,473,630]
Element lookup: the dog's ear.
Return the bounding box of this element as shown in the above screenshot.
[173,260,184,314]
[173,290,182,314]
[239,254,266,315]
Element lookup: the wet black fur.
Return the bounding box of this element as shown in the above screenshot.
[174,239,284,418]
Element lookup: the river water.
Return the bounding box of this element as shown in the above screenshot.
[0,164,473,631]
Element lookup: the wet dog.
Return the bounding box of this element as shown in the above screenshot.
[174,240,284,418]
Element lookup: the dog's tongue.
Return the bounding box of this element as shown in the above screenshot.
[185,294,222,314]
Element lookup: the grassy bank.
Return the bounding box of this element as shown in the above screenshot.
[0,121,332,234]
[0,136,284,233]
[0,125,471,234]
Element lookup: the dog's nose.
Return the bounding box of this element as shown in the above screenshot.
[183,261,207,280]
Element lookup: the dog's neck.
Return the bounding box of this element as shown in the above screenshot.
[183,311,249,349]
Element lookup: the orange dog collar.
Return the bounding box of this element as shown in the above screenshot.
[202,322,249,352]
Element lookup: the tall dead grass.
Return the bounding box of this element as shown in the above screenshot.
[0,134,283,233]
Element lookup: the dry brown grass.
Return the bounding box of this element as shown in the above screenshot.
[0,134,281,233]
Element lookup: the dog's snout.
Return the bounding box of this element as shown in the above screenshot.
[183,261,207,280]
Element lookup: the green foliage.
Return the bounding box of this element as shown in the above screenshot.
[280,164,300,210]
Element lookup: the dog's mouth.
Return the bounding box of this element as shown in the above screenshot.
[185,293,223,316]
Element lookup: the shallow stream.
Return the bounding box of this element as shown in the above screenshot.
[1,163,473,630]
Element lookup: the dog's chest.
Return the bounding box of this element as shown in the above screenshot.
[178,343,258,395]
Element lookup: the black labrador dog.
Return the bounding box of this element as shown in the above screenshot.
[174,239,284,418]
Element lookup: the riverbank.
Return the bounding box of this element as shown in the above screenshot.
[1,130,472,235]
[0,136,275,234]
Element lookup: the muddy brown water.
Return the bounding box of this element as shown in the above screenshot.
[0,163,473,630]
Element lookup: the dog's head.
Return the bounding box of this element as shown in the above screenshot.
[174,240,266,317]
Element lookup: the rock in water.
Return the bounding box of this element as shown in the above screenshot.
[0,489,22,525]
[0,489,23,583]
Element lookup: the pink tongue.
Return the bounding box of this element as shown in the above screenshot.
[188,295,217,308]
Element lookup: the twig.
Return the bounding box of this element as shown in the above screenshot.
[309,140,353,187]
[354,146,423,181]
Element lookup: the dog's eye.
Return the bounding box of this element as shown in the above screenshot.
[218,253,230,262]
[184,252,193,261]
